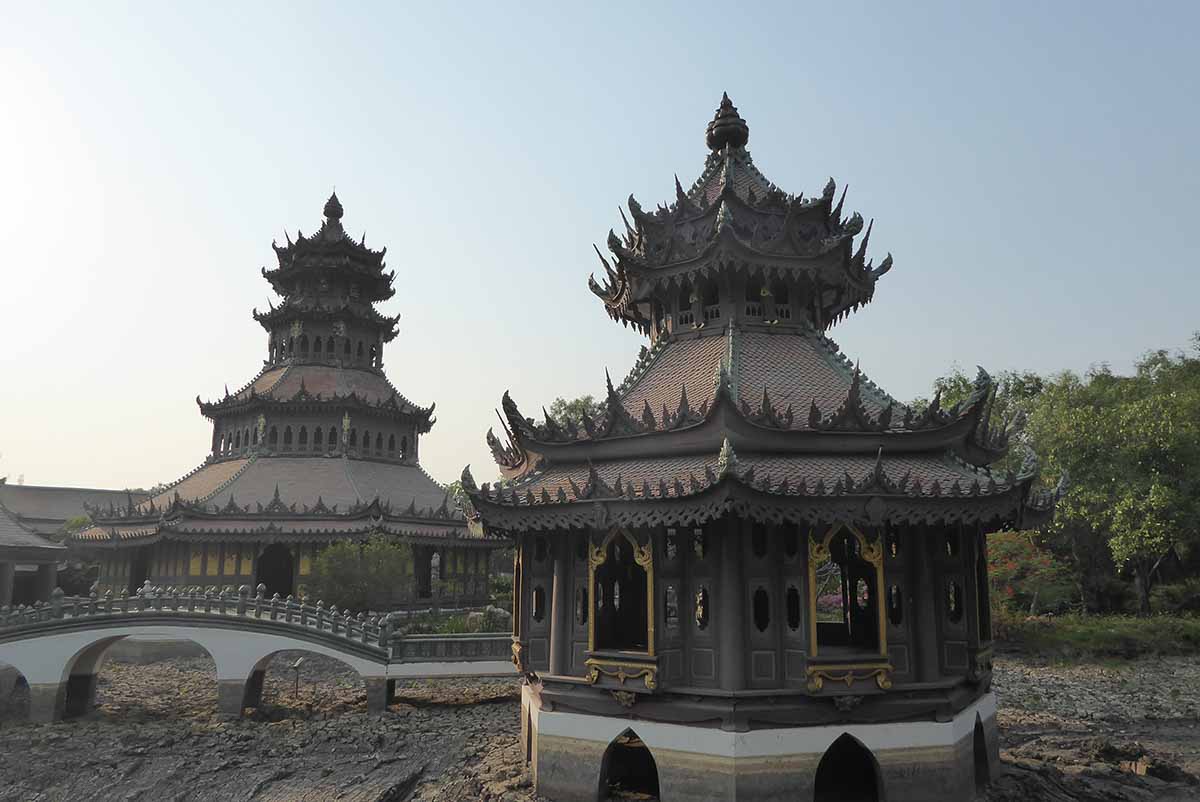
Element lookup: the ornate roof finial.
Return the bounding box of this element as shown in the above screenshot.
[323,191,344,221]
[705,92,749,151]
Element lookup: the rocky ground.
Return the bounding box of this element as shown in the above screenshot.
[0,651,1197,800]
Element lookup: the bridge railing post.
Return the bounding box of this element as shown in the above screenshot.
[254,584,266,618]
[50,587,64,619]
[284,595,295,624]
[237,585,249,617]
[298,599,309,628]
[329,605,340,634]
[315,600,326,632]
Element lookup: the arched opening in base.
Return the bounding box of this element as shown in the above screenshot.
[598,728,660,800]
[256,544,295,598]
[248,651,367,717]
[974,716,990,792]
[813,733,881,802]
[0,664,29,725]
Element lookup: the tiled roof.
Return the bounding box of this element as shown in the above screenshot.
[0,484,147,535]
[146,456,452,514]
[504,452,996,502]
[231,364,422,409]
[0,499,65,556]
[613,326,898,431]
[688,148,779,208]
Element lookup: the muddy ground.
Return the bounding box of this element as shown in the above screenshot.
[0,651,1197,801]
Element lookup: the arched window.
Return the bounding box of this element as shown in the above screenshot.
[343,339,351,356]
[814,734,880,802]
[770,279,791,320]
[299,335,308,355]
[312,337,322,355]
[702,280,720,320]
[974,716,991,792]
[326,336,335,354]
[328,426,338,449]
[349,428,357,448]
[387,434,396,454]
[753,587,770,632]
[251,428,258,445]
[787,585,801,630]
[532,586,545,622]
[593,532,650,651]
[298,426,307,447]
[694,586,709,629]
[369,344,378,365]
[745,275,764,317]
[287,337,294,355]
[812,526,882,654]
[375,433,383,453]
[362,430,370,452]
[283,426,292,447]
[664,585,678,628]
[356,341,364,360]
[216,433,224,455]
[400,436,408,458]
[268,426,278,446]
[676,281,694,326]
[888,585,904,627]
[313,427,323,449]
[234,430,241,449]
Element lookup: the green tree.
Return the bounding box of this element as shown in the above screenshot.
[548,395,604,424]
[307,536,414,613]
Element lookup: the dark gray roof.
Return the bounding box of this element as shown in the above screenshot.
[0,482,146,535]
[0,494,65,561]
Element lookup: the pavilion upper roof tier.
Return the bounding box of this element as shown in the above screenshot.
[487,324,1014,480]
[589,94,892,333]
[252,296,400,342]
[264,193,396,304]
[196,363,435,429]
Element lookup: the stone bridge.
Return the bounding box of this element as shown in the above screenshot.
[0,585,514,723]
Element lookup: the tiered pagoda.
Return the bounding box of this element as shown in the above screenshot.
[74,194,503,606]
[464,95,1058,802]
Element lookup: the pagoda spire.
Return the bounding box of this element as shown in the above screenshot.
[705,92,749,151]
[323,191,344,221]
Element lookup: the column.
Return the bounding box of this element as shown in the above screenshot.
[911,525,942,682]
[36,563,58,602]
[548,540,570,676]
[717,519,745,692]
[364,677,389,712]
[0,562,14,608]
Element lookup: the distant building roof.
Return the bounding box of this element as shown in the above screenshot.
[0,483,66,562]
[0,480,148,536]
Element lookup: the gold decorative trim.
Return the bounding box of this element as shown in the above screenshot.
[806,664,893,693]
[511,639,527,673]
[585,658,658,690]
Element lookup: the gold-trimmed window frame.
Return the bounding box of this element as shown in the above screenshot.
[807,523,889,669]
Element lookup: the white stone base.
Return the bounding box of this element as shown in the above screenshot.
[523,685,1000,801]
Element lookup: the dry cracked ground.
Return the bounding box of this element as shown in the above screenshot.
[0,650,1198,801]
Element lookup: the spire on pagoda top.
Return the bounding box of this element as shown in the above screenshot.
[705,92,749,151]
[323,191,344,221]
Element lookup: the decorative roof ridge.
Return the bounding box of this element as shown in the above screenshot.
[808,327,905,412]
[0,488,66,549]
[615,329,673,396]
[192,452,260,508]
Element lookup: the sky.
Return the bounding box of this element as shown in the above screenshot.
[1,1,1197,491]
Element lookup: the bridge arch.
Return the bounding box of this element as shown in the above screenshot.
[0,622,388,722]
[242,649,374,715]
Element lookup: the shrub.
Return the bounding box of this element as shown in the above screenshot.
[1151,578,1200,614]
[307,536,412,614]
[988,530,1075,614]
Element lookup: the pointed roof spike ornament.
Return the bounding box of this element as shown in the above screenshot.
[716,437,738,478]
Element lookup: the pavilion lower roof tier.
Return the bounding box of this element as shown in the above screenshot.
[200,364,433,426]
[464,444,1056,532]
[72,454,493,547]
[0,492,67,562]
[494,325,1010,473]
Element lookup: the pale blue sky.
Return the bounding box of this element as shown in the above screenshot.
[1,1,1197,491]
